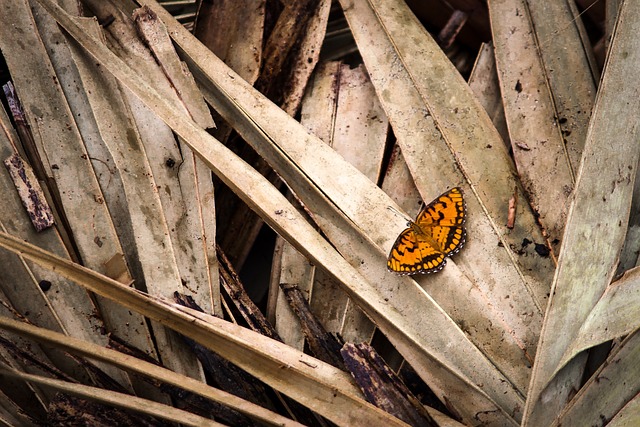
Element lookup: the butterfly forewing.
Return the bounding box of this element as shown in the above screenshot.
[416,187,466,227]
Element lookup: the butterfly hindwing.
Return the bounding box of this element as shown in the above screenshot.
[387,187,466,275]
[431,225,466,256]
[386,228,446,274]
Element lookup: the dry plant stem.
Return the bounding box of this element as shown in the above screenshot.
[507,187,517,229]
[0,330,52,416]
[218,0,328,268]
[0,231,408,427]
[0,316,301,426]
[0,367,225,427]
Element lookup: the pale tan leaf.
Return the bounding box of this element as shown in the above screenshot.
[8,0,167,391]
[0,232,409,427]
[468,43,510,147]
[607,396,640,427]
[0,1,137,379]
[339,0,545,415]
[524,0,598,168]
[0,316,305,427]
[557,267,640,369]
[490,0,596,247]
[551,330,640,427]
[83,0,221,318]
[66,17,204,380]
[297,61,387,344]
[130,1,524,424]
[523,0,640,424]
[274,238,314,350]
[0,76,127,390]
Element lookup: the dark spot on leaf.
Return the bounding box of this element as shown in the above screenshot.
[39,280,52,292]
[535,243,550,257]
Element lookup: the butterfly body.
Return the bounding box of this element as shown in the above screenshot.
[387,187,466,275]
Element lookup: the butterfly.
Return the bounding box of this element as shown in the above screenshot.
[387,187,466,275]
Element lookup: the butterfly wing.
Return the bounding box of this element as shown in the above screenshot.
[416,187,466,256]
[387,227,447,274]
[388,187,466,275]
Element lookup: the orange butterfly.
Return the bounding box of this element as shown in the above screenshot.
[387,187,466,275]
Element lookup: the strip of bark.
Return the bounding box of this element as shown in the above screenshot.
[341,343,436,427]
[280,283,345,370]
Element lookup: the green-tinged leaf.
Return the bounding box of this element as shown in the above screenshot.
[523,0,640,424]
[0,231,408,427]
